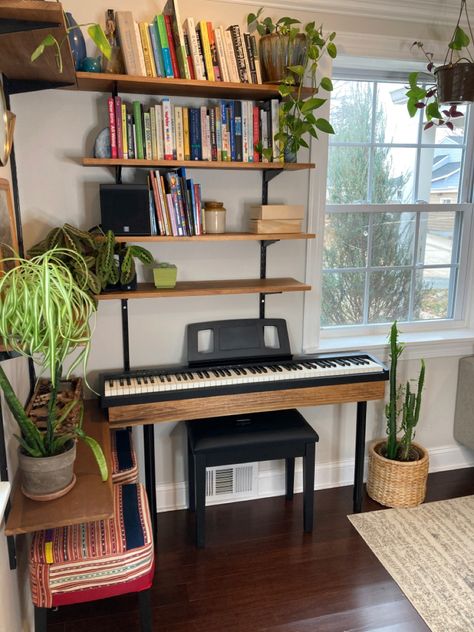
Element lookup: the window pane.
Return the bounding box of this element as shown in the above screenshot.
[418,147,463,204]
[370,212,415,266]
[329,81,373,144]
[371,148,417,203]
[413,268,452,320]
[421,107,466,145]
[321,271,365,326]
[327,146,369,203]
[323,213,369,268]
[417,212,457,265]
[377,83,420,144]
[368,269,411,323]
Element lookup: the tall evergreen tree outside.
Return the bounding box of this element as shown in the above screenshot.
[322,81,413,326]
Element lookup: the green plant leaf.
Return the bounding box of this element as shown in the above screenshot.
[426,101,442,120]
[247,13,257,25]
[408,71,419,89]
[257,24,266,36]
[31,34,57,62]
[301,97,326,113]
[315,118,335,134]
[287,64,305,77]
[449,26,470,50]
[329,32,336,41]
[327,42,337,59]
[406,86,427,100]
[88,24,112,60]
[76,431,108,481]
[406,98,419,117]
[320,77,333,91]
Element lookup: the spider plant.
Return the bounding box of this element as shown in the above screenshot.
[0,249,107,479]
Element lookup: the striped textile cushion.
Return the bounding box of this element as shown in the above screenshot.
[111,428,138,484]
[30,483,154,608]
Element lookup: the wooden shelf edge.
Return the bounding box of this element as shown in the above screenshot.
[74,72,314,99]
[96,278,311,300]
[113,232,316,243]
[82,158,315,171]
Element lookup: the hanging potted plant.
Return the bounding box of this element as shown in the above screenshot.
[0,249,108,501]
[366,322,428,508]
[247,9,337,162]
[406,0,474,129]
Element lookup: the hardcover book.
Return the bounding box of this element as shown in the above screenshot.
[164,14,180,77]
[207,22,221,81]
[227,25,248,83]
[184,18,206,81]
[155,15,174,77]
[107,97,117,158]
[197,20,214,82]
[163,0,190,79]
[115,11,142,76]
[149,22,165,77]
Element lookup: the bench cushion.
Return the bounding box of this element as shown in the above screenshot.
[187,409,318,453]
[111,428,138,484]
[29,483,154,608]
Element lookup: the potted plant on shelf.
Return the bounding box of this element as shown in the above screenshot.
[247,9,337,162]
[406,0,474,129]
[28,224,154,295]
[0,249,108,501]
[366,322,428,508]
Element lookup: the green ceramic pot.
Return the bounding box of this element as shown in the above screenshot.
[258,33,307,84]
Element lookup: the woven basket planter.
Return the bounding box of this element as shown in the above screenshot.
[25,377,83,436]
[367,440,429,508]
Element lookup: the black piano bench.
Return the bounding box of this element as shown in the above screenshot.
[186,409,319,548]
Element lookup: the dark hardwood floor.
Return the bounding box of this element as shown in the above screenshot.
[47,467,474,632]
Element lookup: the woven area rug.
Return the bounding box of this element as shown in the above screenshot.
[348,495,474,632]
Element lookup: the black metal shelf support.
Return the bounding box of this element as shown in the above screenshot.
[259,168,283,318]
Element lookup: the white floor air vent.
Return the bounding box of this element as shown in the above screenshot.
[206,463,258,504]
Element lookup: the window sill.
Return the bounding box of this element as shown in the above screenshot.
[308,328,474,360]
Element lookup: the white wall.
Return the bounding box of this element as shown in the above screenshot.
[7,0,474,516]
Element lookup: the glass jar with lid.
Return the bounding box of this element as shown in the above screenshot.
[204,201,226,234]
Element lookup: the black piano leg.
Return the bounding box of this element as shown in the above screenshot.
[143,424,158,543]
[353,401,367,513]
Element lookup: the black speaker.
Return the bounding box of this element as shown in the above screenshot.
[100,184,151,236]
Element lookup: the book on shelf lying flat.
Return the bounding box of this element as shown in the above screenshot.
[248,219,302,234]
[250,205,305,220]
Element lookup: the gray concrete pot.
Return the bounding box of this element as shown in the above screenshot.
[19,441,76,501]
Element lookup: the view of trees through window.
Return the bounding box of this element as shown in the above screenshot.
[322,79,467,328]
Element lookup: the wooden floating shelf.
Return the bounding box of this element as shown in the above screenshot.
[0,1,76,85]
[75,72,314,100]
[114,232,315,243]
[96,278,311,300]
[83,158,314,171]
[5,401,113,536]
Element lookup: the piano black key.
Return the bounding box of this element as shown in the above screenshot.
[119,378,124,386]
[177,374,182,381]
[203,371,210,378]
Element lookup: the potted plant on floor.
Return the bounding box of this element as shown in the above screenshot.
[406,0,474,129]
[0,249,108,501]
[366,321,429,508]
[247,9,337,162]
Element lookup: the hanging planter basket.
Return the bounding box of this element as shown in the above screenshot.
[435,62,474,104]
[366,440,429,508]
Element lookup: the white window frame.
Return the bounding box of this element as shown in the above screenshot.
[302,63,474,355]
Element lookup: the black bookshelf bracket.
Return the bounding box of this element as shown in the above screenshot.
[115,166,122,184]
[121,299,130,372]
[261,168,283,205]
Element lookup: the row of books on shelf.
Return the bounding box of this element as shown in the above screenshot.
[148,168,203,236]
[107,96,281,162]
[112,1,262,83]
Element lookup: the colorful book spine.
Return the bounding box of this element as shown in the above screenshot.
[247,101,254,162]
[132,100,144,159]
[271,98,281,162]
[177,167,193,234]
[198,20,214,82]
[228,101,236,161]
[183,32,195,80]
[149,22,165,77]
[243,33,257,83]
[223,29,240,83]
[150,171,165,235]
[166,192,178,235]
[150,105,157,160]
[189,107,202,160]
[144,111,152,159]
[215,104,222,161]
[195,26,207,80]
[155,105,164,160]
[155,15,174,77]
[127,113,135,159]
[242,101,248,162]
[234,100,242,162]
[162,98,173,160]
[114,96,123,159]
[207,23,221,81]
[195,183,203,233]
[157,173,172,235]
[250,35,262,84]
[214,26,229,82]
[209,107,217,161]
[175,106,184,161]
[253,104,260,162]
[139,22,156,77]
[121,103,128,160]
[184,17,205,81]
[164,14,180,78]
[186,177,198,234]
[133,21,147,76]
[183,106,190,160]
[115,11,141,76]
[260,102,269,163]
[163,0,190,79]
[220,99,228,161]
[108,97,117,158]
[227,25,248,83]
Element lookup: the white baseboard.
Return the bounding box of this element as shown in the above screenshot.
[155,444,474,513]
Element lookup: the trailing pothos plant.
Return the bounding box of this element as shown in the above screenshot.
[248,9,337,160]
[406,0,473,129]
[384,322,425,462]
[0,249,107,479]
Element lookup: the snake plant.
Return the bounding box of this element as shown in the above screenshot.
[0,249,108,480]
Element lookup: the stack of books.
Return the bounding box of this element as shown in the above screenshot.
[112,2,262,84]
[248,205,305,234]
[107,96,281,163]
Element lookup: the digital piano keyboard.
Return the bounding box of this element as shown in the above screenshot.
[99,319,388,425]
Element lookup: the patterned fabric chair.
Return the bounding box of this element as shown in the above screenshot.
[29,483,154,631]
[111,428,139,484]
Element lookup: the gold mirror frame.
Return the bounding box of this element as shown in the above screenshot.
[0,83,15,167]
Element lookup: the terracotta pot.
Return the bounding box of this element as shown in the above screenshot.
[366,440,429,508]
[19,441,76,501]
[259,33,307,84]
[435,62,474,104]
